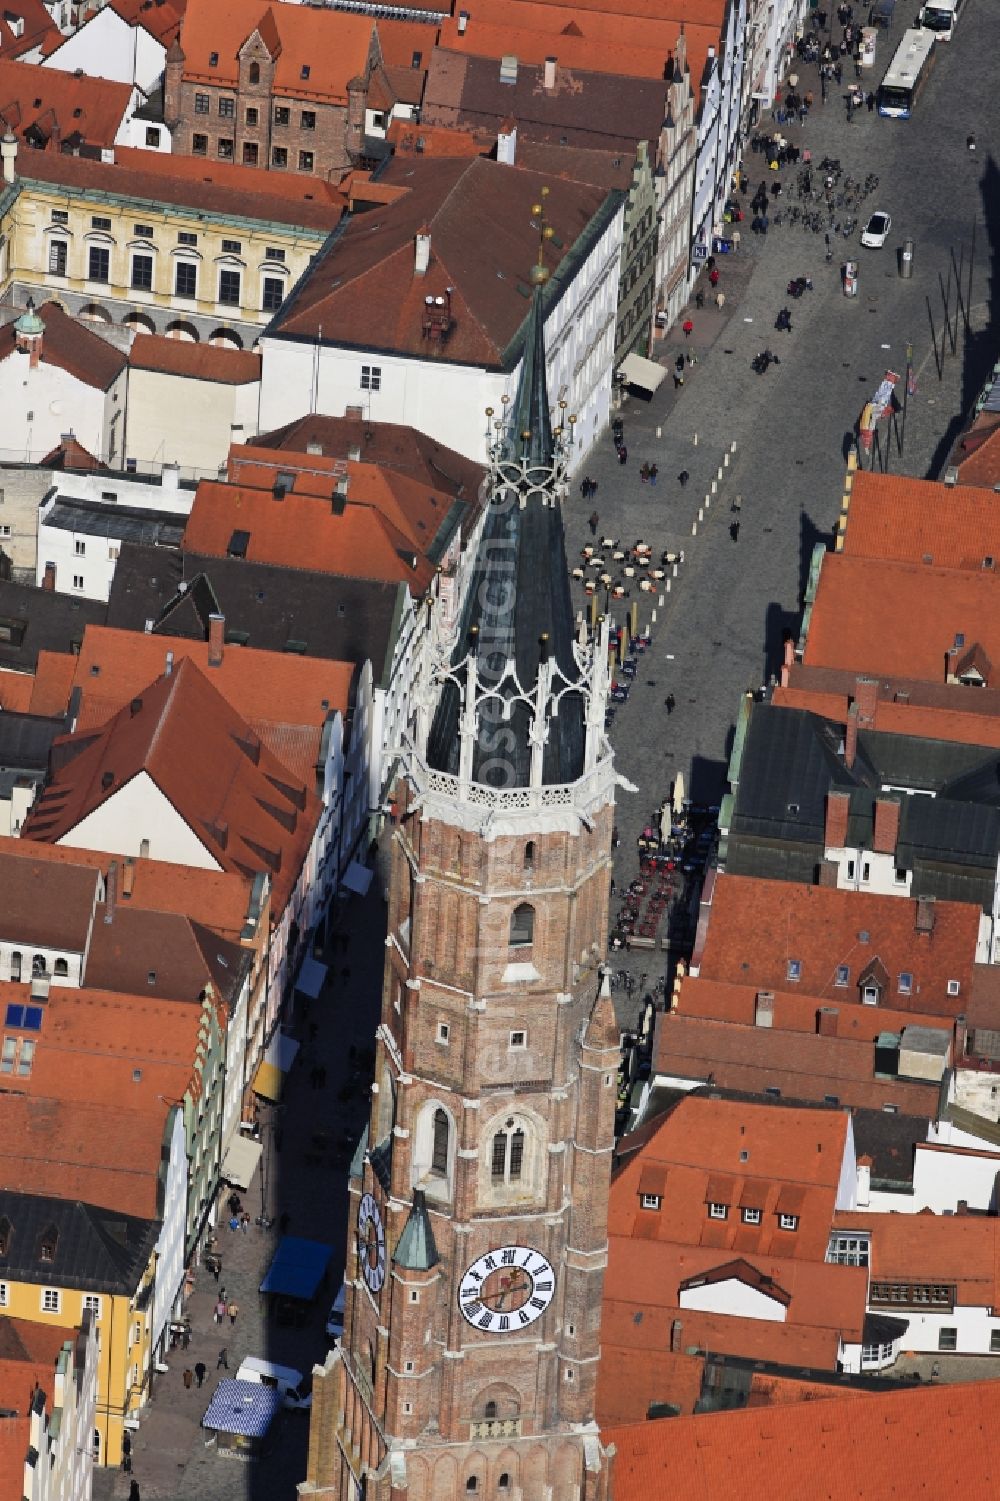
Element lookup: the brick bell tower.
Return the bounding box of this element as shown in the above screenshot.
[301,282,628,1501]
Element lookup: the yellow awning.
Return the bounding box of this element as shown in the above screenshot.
[253,1060,283,1102]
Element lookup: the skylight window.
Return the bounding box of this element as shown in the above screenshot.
[4,1004,42,1031]
[835,965,850,987]
[786,959,802,982]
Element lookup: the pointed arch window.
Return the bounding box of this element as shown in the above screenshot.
[431,1108,449,1176]
[509,903,534,948]
[491,1118,525,1185]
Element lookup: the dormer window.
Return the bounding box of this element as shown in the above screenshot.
[0,1216,10,1255]
[640,1193,662,1211]
[779,1214,799,1232]
[862,984,879,1005]
[39,1224,58,1261]
[742,1207,761,1225]
[708,1202,728,1221]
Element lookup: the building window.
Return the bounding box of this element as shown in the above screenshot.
[91,215,111,231]
[218,97,234,118]
[301,64,310,80]
[491,1119,525,1185]
[246,106,259,126]
[2,1037,35,1075]
[274,106,290,126]
[938,1327,958,1352]
[360,364,381,392]
[509,903,534,947]
[524,840,536,870]
[861,861,871,882]
[948,980,961,997]
[48,240,67,275]
[41,1289,60,1314]
[145,126,159,146]
[371,111,386,129]
[53,958,68,977]
[83,1294,102,1318]
[436,1021,450,1045]
[248,62,259,84]
[262,276,284,311]
[218,269,241,306]
[265,246,285,263]
[133,223,154,238]
[131,254,153,290]
[72,575,84,590]
[898,972,913,995]
[242,142,259,165]
[828,1235,870,1267]
[894,867,907,885]
[209,50,218,65]
[862,984,879,1006]
[298,150,314,172]
[430,1108,449,1176]
[88,246,110,283]
[742,1207,761,1225]
[9,953,20,982]
[0,1284,7,1307]
[194,93,209,113]
[74,539,86,556]
[51,209,68,224]
[778,1214,799,1231]
[991,1331,1000,1354]
[301,110,316,129]
[222,238,242,255]
[271,146,287,168]
[509,1030,526,1049]
[192,133,208,156]
[0,525,9,538]
[178,231,198,247]
[175,262,197,298]
[835,965,849,987]
[708,1202,728,1221]
[640,1194,661,1211]
[218,138,234,160]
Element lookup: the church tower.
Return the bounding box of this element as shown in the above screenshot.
[302,283,625,1501]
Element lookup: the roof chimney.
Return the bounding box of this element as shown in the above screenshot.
[165,649,174,677]
[414,226,431,276]
[854,675,878,729]
[844,702,859,768]
[873,795,900,855]
[1,129,16,185]
[42,561,56,592]
[824,790,850,850]
[497,116,517,166]
[457,7,468,32]
[122,857,136,898]
[543,55,557,89]
[670,1318,684,1353]
[104,859,118,925]
[754,991,774,1029]
[817,1006,839,1037]
[208,612,225,668]
[915,894,936,935]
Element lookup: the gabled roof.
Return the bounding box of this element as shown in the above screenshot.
[695,873,979,1011]
[0,55,129,142]
[834,1209,1000,1307]
[85,905,250,1006]
[177,0,376,99]
[607,1379,1000,1501]
[266,154,619,367]
[0,0,59,59]
[840,472,1000,569]
[22,656,321,913]
[0,847,99,949]
[128,337,260,386]
[0,1188,158,1294]
[675,976,959,1042]
[0,300,127,391]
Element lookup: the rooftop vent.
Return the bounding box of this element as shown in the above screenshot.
[101,770,114,790]
[943,466,959,486]
[858,930,870,943]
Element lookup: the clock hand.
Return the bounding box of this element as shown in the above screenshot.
[473,1279,529,1306]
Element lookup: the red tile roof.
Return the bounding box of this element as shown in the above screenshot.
[652,1011,944,1114]
[833,1209,1000,1307]
[129,336,260,385]
[107,0,184,45]
[0,0,59,59]
[0,1318,76,1501]
[177,0,376,100]
[803,553,1000,683]
[38,434,106,471]
[606,1379,1000,1500]
[953,415,1000,488]
[435,13,696,81]
[694,873,980,1013]
[14,144,344,230]
[773,678,1000,752]
[387,119,486,158]
[841,472,1000,569]
[676,975,959,1041]
[0,668,34,712]
[29,651,79,717]
[0,56,129,144]
[65,623,353,786]
[0,300,126,391]
[22,655,321,913]
[267,155,614,364]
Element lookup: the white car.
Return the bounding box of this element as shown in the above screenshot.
[861,211,892,248]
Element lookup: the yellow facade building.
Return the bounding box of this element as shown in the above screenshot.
[0,135,343,348]
[0,1192,159,1466]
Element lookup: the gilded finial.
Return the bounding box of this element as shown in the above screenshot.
[530,185,553,285]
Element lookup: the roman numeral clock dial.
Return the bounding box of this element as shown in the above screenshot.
[358,1191,387,1294]
[459,1246,556,1334]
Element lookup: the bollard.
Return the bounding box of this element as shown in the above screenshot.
[630,601,638,637]
[698,508,704,522]
[716,467,723,482]
[900,238,914,280]
[692,520,698,535]
[656,426,662,439]
[711,480,718,495]
[651,609,657,625]
[724,452,730,467]
[693,433,699,446]
[705,494,711,509]
[731,440,737,453]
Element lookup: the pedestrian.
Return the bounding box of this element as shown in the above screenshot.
[228,1299,239,1326]
[121,1432,132,1473]
[730,520,740,542]
[649,464,658,486]
[682,318,694,339]
[695,289,705,310]
[709,267,720,288]
[129,1483,141,1501]
[672,371,684,389]
[665,694,676,714]
[194,1361,207,1388]
[218,1347,229,1370]
[618,445,628,466]
[640,462,650,484]
[214,1297,226,1325]
[675,353,685,375]
[240,1212,250,1234]
[716,291,726,311]
[678,470,689,486]
[210,1258,220,1283]
[183,1368,194,1389]
[181,1322,192,1349]
[866,90,875,112]
[588,508,599,536]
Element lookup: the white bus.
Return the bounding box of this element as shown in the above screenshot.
[877,27,937,117]
[919,0,962,40]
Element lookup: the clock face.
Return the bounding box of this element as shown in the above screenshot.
[459,1246,556,1335]
[358,1192,386,1294]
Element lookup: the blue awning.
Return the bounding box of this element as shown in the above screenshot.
[202,1379,282,1438]
[259,1236,332,1300]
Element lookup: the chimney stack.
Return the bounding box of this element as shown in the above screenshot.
[854,675,878,729]
[670,1319,684,1353]
[844,702,859,768]
[954,1013,968,1058]
[208,612,225,668]
[817,1006,839,1037]
[543,55,557,89]
[497,116,517,166]
[873,795,900,855]
[42,561,56,591]
[915,894,936,935]
[1,129,16,185]
[104,860,118,925]
[414,226,431,276]
[754,991,774,1028]
[824,790,850,850]
[122,857,136,898]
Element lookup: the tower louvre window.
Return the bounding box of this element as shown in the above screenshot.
[509,903,534,947]
[491,1119,525,1184]
[431,1109,449,1176]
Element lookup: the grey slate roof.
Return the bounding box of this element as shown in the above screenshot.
[0,1190,158,1295]
[43,498,185,548]
[0,711,64,772]
[392,1189,439,1271]
[0,580,106,672]
[107,543,404,682]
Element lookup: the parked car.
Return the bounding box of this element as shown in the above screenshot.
[236,1356,312,1410]
[326,1282,346,1342]
[861,211,892,248]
